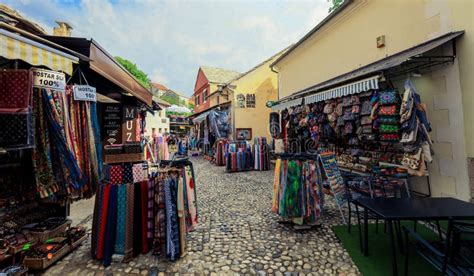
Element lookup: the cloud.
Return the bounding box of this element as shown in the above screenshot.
[151,68,169,85]
[2,0,330,96]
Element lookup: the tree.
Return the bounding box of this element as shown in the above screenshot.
[115,56,151,89]
[328,0,344,13]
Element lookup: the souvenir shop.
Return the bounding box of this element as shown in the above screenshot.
[0,27,98,272]
[40,35,200,265]
[270,74,434,225]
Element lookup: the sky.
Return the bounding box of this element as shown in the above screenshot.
[5,0,331,96]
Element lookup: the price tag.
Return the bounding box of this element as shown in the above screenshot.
[32,68,66,91]
[73,85,97,102]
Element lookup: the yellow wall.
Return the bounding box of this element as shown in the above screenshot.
[228,55,282,141]
[275,0,474,156]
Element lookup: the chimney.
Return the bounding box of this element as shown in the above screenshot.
[53,21,72,37]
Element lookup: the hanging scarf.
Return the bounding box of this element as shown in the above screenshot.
[32,87,58,198]
[114,185,127,255]
[123,183,135,262]
[153,172,166,256]
[165,176,180,261]
[41,88,84,191]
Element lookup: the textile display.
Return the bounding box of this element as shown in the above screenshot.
[253,137,270,171]
[208,109,230,138]
[399,80,433,171]
[31,84,102,200]
[269,112,281,138]
[0,111,34,149]
[0,70,34,150]
[225,141,253,172]
[0,70,32,112]
[215,139,228,166]
[272,154,323,225]
[92,159,197,266]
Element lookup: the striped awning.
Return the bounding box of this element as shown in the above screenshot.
[271,98,303,111]
[0,29,78,75]
[304,75,380,104]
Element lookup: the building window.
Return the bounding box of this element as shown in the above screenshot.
[246,94,256,108]
[164,128,168,133]
[159,128,162,133]
[203,88,207,102]
[217,95,220,104]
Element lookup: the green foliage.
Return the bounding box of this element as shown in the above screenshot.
[328,0,344,13]
[115,56,151,89]
[160,94,180,106]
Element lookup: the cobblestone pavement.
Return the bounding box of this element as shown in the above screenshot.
[45,157,359,275]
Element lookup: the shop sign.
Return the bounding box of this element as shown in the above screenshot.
[236,94,245,108]
[73,85,97,102]
[32,68,66,91]
[122,106,138,142]
[102,104,122,145]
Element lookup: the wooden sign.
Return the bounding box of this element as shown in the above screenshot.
[122,105,138,142]
[102,104,122,145]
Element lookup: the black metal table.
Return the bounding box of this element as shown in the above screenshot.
[353,197,474,275]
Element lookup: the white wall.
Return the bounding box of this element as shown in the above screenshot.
[395,59,470,201]
[145,110,170,138]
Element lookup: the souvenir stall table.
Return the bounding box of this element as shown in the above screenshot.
[270,76,433,226]
[0,64,98,272]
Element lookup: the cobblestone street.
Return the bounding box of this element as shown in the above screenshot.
[46,157,359,275]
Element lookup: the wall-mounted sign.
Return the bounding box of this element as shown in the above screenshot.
[236,128,252,140]
[102,104,122,145]
[236,94,245,108]
[32,68,66,91]
[122,106,138,143]
[73,85,97,102]
[266,101,276,108]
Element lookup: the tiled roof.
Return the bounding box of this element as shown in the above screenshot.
[151,82,168,91]
[200,66,241,84]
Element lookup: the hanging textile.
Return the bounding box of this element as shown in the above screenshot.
[225,141,253,172]
[165,175,180,261]
[114,185,127,255]
[253,137,270,171]
[92,159,197,265]
[215,139,228,166]
[153,172,167,256]
[272,154,324,225]
[0,70,34,149]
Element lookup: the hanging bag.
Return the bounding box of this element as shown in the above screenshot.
[379,90,399,105]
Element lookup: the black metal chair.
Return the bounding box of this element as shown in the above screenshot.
[403,221,474,276]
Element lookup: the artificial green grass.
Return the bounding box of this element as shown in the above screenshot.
[332,223,442,276]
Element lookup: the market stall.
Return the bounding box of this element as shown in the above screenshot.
[0,26,94,272]
[269,75,433,225]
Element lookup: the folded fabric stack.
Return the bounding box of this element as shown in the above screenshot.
[253,137,270,171]
[215,139,228,166]
[225,141,253,172]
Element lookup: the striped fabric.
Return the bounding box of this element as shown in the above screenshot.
[304,75,380,104]
[271,75,380,111]
[271,98,303,111]
[0,29,78,75]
